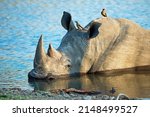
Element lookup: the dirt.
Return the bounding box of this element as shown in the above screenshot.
[0,88,137,100]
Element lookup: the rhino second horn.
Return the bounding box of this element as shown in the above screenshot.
[47,44,62,59]
[34,35,47,67]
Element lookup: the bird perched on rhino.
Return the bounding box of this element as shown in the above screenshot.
[75,21,84,30]
[101,8,107,17]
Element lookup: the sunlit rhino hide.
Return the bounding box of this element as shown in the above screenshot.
[28,11,150,79]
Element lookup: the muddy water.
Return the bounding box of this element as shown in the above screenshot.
[29,72,150,98]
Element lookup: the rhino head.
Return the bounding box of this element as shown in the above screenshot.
[28,11,101,79]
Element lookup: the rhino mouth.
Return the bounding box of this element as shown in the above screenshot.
[28,69,60,79]
[28,69,69,80]
[28,69,48,79]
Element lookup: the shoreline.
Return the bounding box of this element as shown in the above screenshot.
[0,88,138,100]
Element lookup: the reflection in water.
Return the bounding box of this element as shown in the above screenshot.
[29,72,150,98]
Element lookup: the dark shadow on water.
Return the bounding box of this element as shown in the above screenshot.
[28,68,150,98]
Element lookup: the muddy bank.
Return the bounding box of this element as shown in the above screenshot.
[0,88,138,100]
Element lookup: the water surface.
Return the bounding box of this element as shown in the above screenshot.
[0,0,150,98]
[29,71,150,98]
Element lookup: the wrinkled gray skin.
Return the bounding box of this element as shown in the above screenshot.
[29,11,150,79]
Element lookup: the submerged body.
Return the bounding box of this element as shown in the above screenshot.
[29,11,150,79]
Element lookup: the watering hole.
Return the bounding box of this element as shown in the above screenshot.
[0,0,150,98]
[28,71,150,98]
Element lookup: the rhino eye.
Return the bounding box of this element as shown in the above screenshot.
[67,64,71,68]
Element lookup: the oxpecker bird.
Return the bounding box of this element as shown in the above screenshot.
[101,8,107,17]
[75,21,84,30]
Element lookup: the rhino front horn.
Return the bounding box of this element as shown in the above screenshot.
[34,35,47,68]
[47,43,62,59]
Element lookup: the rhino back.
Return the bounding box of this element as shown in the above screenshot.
[82,18,150,73]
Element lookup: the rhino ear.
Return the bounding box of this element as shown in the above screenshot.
[61,11,76,31]
[88,22,101,39]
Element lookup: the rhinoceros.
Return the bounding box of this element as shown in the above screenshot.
[28,11,150,79]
